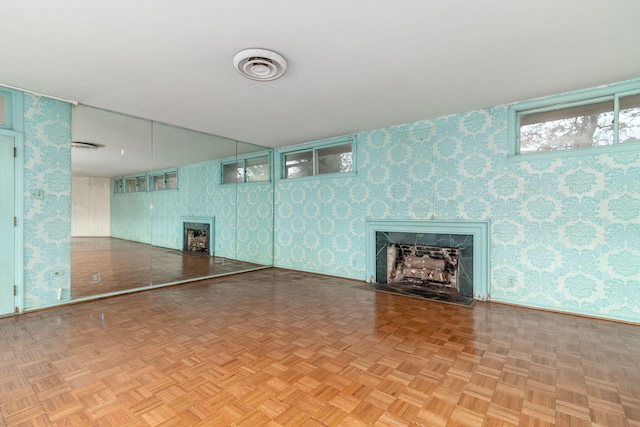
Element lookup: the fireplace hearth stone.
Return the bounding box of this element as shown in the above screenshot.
[364,282,475,306]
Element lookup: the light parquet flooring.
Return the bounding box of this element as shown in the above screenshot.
[1,268,639,426]
[71,237,263,299]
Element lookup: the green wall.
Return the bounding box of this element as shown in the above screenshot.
[273,79,640,323]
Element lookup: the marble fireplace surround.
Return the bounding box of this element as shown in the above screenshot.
[365,220,490,300]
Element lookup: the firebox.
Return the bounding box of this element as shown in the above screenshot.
[375,231,474,298]
[183,222,210,254]
[386,244,460,291]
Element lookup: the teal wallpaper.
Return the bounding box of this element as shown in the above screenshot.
[18,78,640,324]
[274,80,640,323]
[23,94,72,309]
[111,159,273,265]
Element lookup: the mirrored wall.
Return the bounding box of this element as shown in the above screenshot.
[70,105,273,300]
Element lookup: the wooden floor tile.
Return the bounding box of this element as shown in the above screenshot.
[1,268,640,426]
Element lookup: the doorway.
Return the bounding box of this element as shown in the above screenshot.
[0,132,18,315]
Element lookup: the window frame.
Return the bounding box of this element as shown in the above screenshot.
[113,178,124,194]
[124,174,148,193]
[219,150,272,186]
[0,89,14,130]
[149,168,178,191]
[276,135,356,181]
[508,81,640,160]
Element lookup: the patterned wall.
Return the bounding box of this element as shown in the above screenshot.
[23,94,72,309]
[274,82,640,323]
[19,80,640,323]
[111,159,273,265]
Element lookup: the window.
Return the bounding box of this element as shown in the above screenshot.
[0,89,13,129]
[221,155,269,184]
[284,151,313,178]
[0,95,4,127]
[150,170,178,191]
[125,175,147,192]
[512,84,640,156]
[222,161,243,184]
[113,178,124,193]
[281,138,354,179]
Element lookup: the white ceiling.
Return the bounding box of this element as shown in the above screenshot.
[2,0,640,149]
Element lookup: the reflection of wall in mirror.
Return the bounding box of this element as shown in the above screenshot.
[72,176,110,236]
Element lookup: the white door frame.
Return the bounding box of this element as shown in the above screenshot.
[0,129,24,314]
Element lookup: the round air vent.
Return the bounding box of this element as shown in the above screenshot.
[233,48,287,82]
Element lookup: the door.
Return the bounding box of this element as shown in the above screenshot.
[0,133,15,315]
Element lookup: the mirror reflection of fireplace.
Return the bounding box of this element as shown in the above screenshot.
[184,222,211,255]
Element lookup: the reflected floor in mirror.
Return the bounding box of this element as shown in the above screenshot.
[71,237,264,299]
[2,269,639,426]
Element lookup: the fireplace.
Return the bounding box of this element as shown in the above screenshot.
[365,220,490,300]
[386,244,461,290]
[180,216,215,256]
[184,222,210,253]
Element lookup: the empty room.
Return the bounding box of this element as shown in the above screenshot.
[1,1,639,426]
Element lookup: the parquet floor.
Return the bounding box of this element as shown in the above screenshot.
[71,237,263,299]
[1,268,639,426]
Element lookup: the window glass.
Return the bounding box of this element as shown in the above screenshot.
[153,175,165,191]
[285,151,313,178]
[519,100,614,153]
[126,178,136,193]
[317,143,353,174]
[245,157,269,182]
[165,172,177,190]
[223,161,243,183]
[113,179,123,193]
[619,93,640,144]
[137,176,147,192]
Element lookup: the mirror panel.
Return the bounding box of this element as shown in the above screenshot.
[71,106,273,301]
[235,141,274,266]
[71,105,153,298]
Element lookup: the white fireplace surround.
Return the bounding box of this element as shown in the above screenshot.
[180,216,215,256]
[365,220,490,300]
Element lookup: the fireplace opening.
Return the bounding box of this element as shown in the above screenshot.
[183,222,210,254]
[387,244,460,292]
[376,231,474,299]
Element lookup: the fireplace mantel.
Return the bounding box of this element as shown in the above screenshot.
[365,220,490,300]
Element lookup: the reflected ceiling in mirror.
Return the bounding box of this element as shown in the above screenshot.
[72,105,269,178]
[72,105,152,177]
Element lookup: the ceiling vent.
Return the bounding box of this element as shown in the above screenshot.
[71,141,103,149]
[233,48,287,82]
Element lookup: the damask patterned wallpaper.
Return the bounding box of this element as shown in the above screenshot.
[23,94,72,309]
[111,159,273,265]
[274,81,640,323]
[20,80,639,324]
